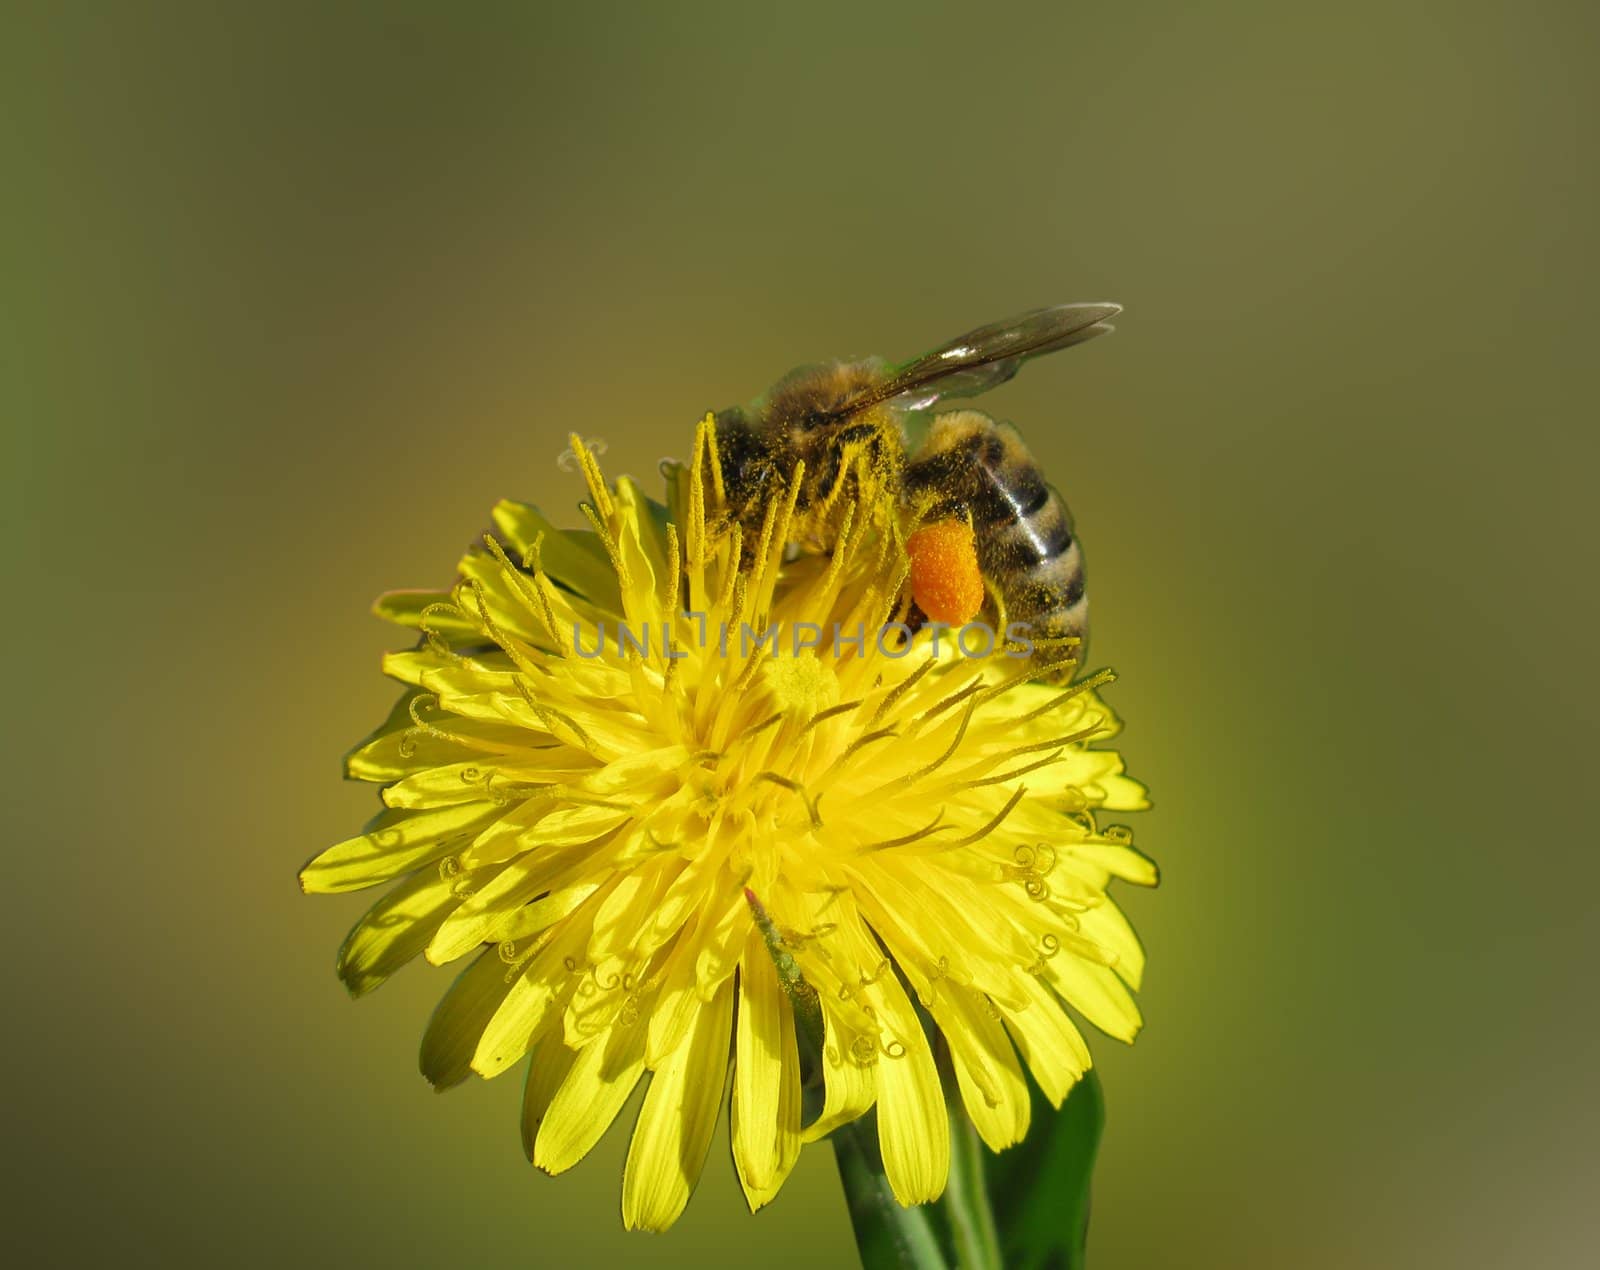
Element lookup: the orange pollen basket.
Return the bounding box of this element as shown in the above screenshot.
[906,519,985,625]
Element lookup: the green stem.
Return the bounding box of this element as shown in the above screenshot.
[831,1113,949,1270]
[944,1105,1004,1270]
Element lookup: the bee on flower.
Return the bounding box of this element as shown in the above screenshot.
[303,412,1154,1232]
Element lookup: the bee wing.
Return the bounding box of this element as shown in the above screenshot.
[856,303,1120,413]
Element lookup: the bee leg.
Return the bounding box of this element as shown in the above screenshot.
[986,575,1011,638]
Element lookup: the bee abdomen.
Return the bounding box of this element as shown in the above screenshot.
[904,410,1090,672]
[973,461,1088,668]
[969,466,1050,527]
[982,486,1074,571]
[995,497,1088,667]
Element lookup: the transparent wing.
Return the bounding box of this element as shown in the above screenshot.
[852,303,1120,414]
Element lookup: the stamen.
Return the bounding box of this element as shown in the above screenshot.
[801,698,864,734]
[512,677,596,753]
[814,500,859,600]
[954,748,1067,790]
[857,809,949,853]
[519,531,545,574]
[858,959,889,987]
[908,678,983,737]
[753,460,804,606]
[714,524,743,615]
[968,656,1066,706]
[868,657,937,728]
[749,492,783,587]
[753,772,823,828]
[661,522,682,615]
[1024,932,1063,977]
[726,710,785,754]
[1007,842,1057,901]
[843,556,912,650]
[417,601,468,661]
[1006,669,1117,727]
[979,720,1109,767]
[892,697,977,791]
[438,852,473,897]
[926,786,1028,854]
[419,627,456,663]
[1014,843,1057,872]
[813,727,899,791]
[687,423,708,577]
[777,919,837,946]
[580,501,631,593]
[481,533,565,655]
[407,693,458,745]
[700,412,727,506]
[458,579,545,679]
[1030,632,1082,653]
[568,434,614,518]
[916,955,965,1009]
[396,693,533,760]
[528,573,567,656]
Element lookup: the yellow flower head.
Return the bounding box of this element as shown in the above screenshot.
[302,421,1155,1231]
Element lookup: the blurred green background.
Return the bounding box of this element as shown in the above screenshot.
[6,2,1595,1266]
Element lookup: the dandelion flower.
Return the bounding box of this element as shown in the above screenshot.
[301,421,1155,1231]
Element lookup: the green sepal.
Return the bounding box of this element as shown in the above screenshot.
[982,1068,1105,1270]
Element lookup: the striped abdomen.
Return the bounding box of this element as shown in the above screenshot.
[902,411,1088,673]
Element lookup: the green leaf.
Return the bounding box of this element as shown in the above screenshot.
[831,1112,953,1270]
[983,1069,1106,1270]
[791,931,1103,1269]
[830,1072,1105,1269]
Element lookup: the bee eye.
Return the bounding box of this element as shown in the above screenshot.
[798,411,827,433]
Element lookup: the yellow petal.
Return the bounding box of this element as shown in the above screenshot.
[471,922,588,1078]
[489,882,601,947]
[347,713,553,783]
[732,934,802,1208]
[382,760,512,810]
[342,689,427,776]
[1077,898,1147,991]
[622,976,733,1231]
[520,1029,580,1161]
[337,868,463,997]
[426,869,591,967]
[1001,971,1091,1107]
[1068,840,1159,886]
[612,479,661,621]
[617,479,674,577]
[868,974,948,1206]
[1096,771,1151,812]
[299,803,499,894]
[646,927,704,1066]
[460,802,629,871]
[535,1019,647,1173]
[587,861,676,961]
[801,1006,878,1143]
[490,499,621,609]
[932,983,1030,1153]
[1042,955,1143,1043]
[372,589,481,638]
[381,646,461,688]
[692,884,748,998]
[419,949,519,1090]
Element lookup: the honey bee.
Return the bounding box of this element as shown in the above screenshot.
[709,303,1119,672]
